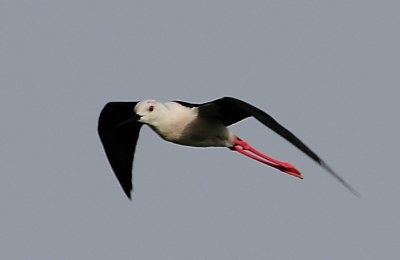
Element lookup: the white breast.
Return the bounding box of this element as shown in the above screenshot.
[150,102,235,147]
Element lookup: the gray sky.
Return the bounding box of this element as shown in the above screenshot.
[1,1,400,259]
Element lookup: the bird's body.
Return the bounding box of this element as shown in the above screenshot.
[138,100,235,147]
[98,97,358,198]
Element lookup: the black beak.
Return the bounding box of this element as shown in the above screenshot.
[115,113,142,128]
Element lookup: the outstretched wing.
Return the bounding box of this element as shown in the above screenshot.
[178,97,358,196]
[98,102,142,199]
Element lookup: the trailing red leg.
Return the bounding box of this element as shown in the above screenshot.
[231,138,303,179]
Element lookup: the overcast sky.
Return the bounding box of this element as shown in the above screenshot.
[1,1,400,259]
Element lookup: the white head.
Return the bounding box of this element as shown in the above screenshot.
[134,100,164,125]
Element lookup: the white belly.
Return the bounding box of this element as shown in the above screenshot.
[152,117,235,147]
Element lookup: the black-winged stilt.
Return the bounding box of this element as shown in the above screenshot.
[98,97,358,198]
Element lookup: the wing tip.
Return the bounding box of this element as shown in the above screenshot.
[123,187,132,200]
[320,160,361,198]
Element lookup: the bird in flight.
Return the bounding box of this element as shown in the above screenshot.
[98,97,358,198]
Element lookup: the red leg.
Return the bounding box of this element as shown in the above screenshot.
[231,138,303,179]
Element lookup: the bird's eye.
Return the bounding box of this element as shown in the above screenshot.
[148,105,154,112]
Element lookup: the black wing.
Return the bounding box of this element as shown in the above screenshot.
[98,102,142,199]
[180,97,358,196]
